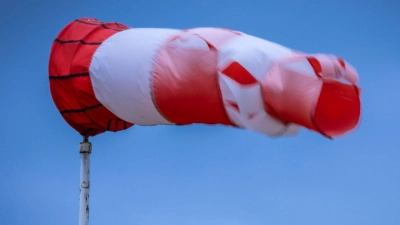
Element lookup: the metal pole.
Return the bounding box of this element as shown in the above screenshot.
[79,137,92,225]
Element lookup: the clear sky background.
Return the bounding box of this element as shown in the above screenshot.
[0,0,399,225]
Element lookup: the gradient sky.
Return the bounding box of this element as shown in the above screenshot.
[0,1,399,225]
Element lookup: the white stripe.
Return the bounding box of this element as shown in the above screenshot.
[89,28,179,125]
[281,58,318,78]
[218,34,294,81]
[219,72,295,136]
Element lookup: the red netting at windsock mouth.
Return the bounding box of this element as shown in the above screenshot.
[48,18,133,137]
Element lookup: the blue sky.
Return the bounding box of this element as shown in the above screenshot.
[0,0,399,225]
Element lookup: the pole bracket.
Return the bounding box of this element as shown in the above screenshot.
[80,137,92,153]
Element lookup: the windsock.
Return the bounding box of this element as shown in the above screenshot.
[49,18,360,138]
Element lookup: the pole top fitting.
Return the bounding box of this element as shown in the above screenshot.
[80,136,92,153]
[83,136,89,142]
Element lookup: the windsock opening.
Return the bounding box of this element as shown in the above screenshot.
[262,54,361,138]
[313,80,360,138]
[48,18,133,137]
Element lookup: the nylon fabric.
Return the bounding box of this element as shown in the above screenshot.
[49,18,361,138]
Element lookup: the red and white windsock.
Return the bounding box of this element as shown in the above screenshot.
[49,18,361,138]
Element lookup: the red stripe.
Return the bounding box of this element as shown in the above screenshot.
[49,18,132,137]
[152,31,235,125]
[263,69,321,132]
[226,100,240,112]
[221,61,258,85]
[337,57,346,69]
[307,57,322,77]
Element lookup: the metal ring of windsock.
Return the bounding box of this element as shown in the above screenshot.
[49,18,361,139]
